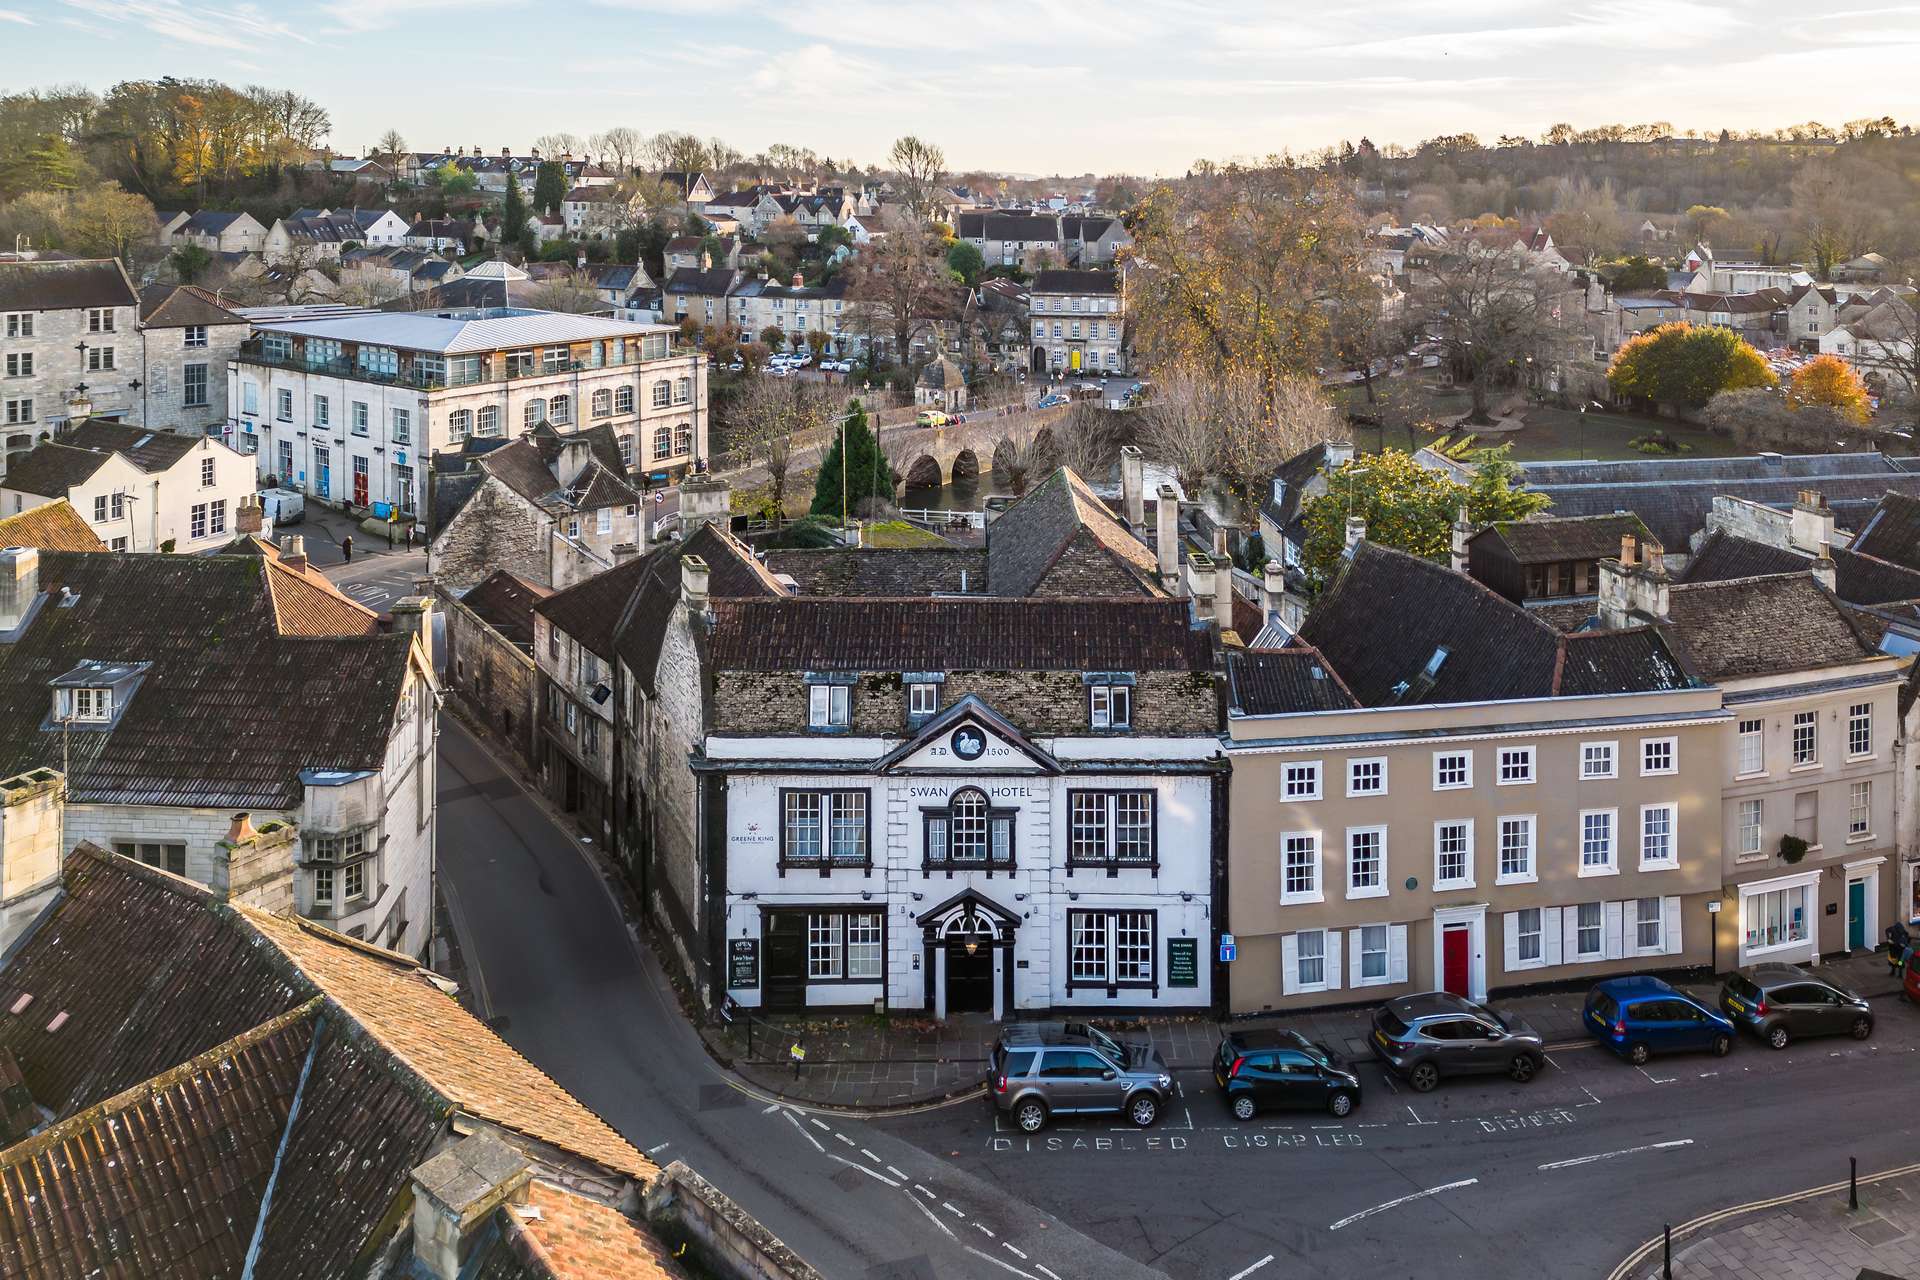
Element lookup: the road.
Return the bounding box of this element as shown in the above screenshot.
[435,717,1153,1280]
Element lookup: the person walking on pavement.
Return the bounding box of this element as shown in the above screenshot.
[1887,920,1911,977]
[405,522,415,551]
[340,533,353,564]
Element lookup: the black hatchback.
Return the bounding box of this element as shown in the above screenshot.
[1719,964,1873,1049]
[1213,1029,1362,1120]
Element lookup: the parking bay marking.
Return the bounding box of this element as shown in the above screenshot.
[1329,1178,1479,1231]
[1539,1139,1693,1171]
[782,1111,825,1154]
[1227,1257,1275,1280]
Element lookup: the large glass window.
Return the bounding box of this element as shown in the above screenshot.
[925,788,1013,870]
[782,790,866,866]
[807,914,843,978]
[1068,791,1155,868]
[1792,711,1817,765]
[1746,885,1809,951]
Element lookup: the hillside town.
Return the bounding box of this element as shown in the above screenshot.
[3,45,1920,1280]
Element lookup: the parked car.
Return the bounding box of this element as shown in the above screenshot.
[724,359,744,372]
[916,409,948,428]
[1036,394,1067,409]
[821,359,850,373]
[1584,976,1734,1064]
[1214,1028,1361,1119]
[790,352,812,367]
[989,1024,1172,1133]
[1719,964,1873,1049]
[1370,991,1544,1092]
[770,365,794,378]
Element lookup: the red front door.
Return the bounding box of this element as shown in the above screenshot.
[1442,925,1471,997]
[352,457,369,507]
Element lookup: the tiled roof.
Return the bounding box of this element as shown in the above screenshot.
[1478,512,1650,564]
[610,526,784,696]
[1259,441,1334,532]
[663,266,740,297]
[1662,573,1878,679]
[763,548,987,596]
[137,282,247,328]
[1676,530,1809,583]
[535,550,660,658]
[0,552,415,809]
[1031,269,1119,295]
[1226,645,1358,714]
[708,597,1212,672]
[0,259,137,312]
[0,443,109,497]
[502,1181,683,1279]
[985,468,1161,598]
[461,569,553,649]
[1832,546,1920,607]
[1851,491,1920,571]
[957,212,1060,242]
[0,500,106,552]
[58,418,204,472]
[1558,627,1693,695]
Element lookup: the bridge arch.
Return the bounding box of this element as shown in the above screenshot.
[904,454,943,489]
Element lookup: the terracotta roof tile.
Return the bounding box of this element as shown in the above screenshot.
[508,1181,683,1279]
[0,500,107,552]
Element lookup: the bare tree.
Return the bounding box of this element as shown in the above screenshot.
[724,378,831,515]
[527,274,604,314]
[1214,374,1345,524]
[647,131,710,174]
[1414,233,1568,423]
[845,209,954,367]
[377,129,407,163]
[592,126,645,174]
[534,132,586,157]
[888,135,946,221]
[1054,402,1126,481]
[1137,362,1225,495]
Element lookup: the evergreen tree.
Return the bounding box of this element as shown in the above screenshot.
[533,159,568,215]
[810,399,894,520]
[502,170,534,259]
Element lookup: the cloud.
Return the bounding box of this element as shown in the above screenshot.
[60,0,306,50]
[0,9,33,23]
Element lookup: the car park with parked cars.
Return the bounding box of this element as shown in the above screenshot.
[1214,1028,1361,1119]
[1584,976,1734,1064]
[989,1023,1172,1133]
[1370,991,1544,1091]
[1719,964,1873,1049]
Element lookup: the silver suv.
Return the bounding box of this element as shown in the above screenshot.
[988,1025,1172,1133]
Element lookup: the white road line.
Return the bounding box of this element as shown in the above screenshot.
[1578,1087,1603,1107]
[644,1141,671,1156]
[974,1222,996,1237]
[761,1102,781,1114]
[1035,1265,1063,1280]
[1539,1139,1693,1171]
[903,1187,956,1240]
[835,1133,857,1147]
[914,1184,936,1199]
[860,1148,881,1163]
[942,1201,966,1218]
[811,1118,831,1131]
[1003,1244,1028,1259]
[1405,1104,1436,1126]
[1227,1255,1275,1280]
[887,1166,908,1180]
[1543,1053,1561,1070]
[826,1153,900,1187]
[1636,1065,1676,1085]
[964,1246,1041,1279]
[1329,1178,1478,1231]
[782,1110,825,1153]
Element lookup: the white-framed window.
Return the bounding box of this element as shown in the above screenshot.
[1497,746,1535,784]
[1281,831,1322,904]
[675,376,692,404]
[313,866,335,907]
[343,859,367,901]
[1356,923,1391,985]
[596,507,612,535]
[87,307,115,333]
[1346,826,1386,899]
[183,324,208,349]
[1575,902,1603,959]
[2,398,32,425]
[1849,780,1872,837]
[807,914,843,978]
[1069,910,1155,987]
[524,398,547,429]
[210,499,225,535]
[846,912,883,979]
[1580,808,1617,875]
[908,682,938,719]
[67,687,112,722]
[5,351,32,377]
[1640,737,1676,776]
[1433,750,1471,790]
[87,345,115,371]
[391,408,410,443]
[189,502,208,540]
[1745,884,1810,952]
[551,394,572,426]
[1347,757,1386,797]
[1496,815,1535,884]
[1089,683,1131,730]
[652,381,671,409]
[1737,798,1763,855]
[652,425,672,460]
[1848,703,1873,757]
[1580,741,1618,779]
[807,682,849,728]
[1282,760,1322,801]
[617,434,633,467]
[477,405,501,436]
[782,791,867,865]
[276,388,293,421]
[1640,804,1677,869]
[3,312,32,338]
[1285,927,1338,994]
[1791,710,1817,765]
[313,394,330,426]
[1433,819,1473,890]
[448,409,472,439]
[1634,897,1663,952]
[351,401,370,436]
[615,386,635,414]
[592,388,612,417]
[200,456,216,488]
[1068,791,1155,867]
[1513,907,1544,968]
[1738,718,1764,774]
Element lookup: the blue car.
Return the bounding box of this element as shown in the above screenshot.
[1583,976,1734,1064]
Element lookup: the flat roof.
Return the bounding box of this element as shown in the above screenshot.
[247,307,676,355]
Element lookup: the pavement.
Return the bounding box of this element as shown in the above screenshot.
[711,952,1906,1112]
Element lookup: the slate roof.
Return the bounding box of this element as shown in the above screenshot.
[609,525,786,697]
[1832,546,1920,606]
[663,266,740,297]
[57,418,204,472]
[762,548,987,596]
[919,357,965,389]
[0,500,105,552]
[985,467,1161,598]
[460,569,553,649]
[1677,530,1810,583]
[0,847,658,1280]
[1031,269,1119,296]
[1226,645,1358,714]
[1259,441,1334,533]
[1851,492,1920,571]
[1662,573,1878,680]
[707,597,1212,672]
[137,282,247,328]
[0,259,138,312]
[0,443,109,497]
[534,552,660,659]
[1476,512,1651,564]
[0,551,415,808]
[1298,541,1694,705]
[957,212,1060,242]
[544,523,781,658]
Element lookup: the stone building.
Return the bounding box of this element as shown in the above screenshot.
[1028,269,1126,376]
[0,259,143,470]
[441,567,550,770]
[134,285,249,435]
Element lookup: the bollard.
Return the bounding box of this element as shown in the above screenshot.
[1663,1223,1672,1279]
[1851,1156,1859,1211]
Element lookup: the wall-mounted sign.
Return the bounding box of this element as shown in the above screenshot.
[950,726,986,761]
[1168,938,1199,988]
[1218,933,1237,964]
[728,938,759,989]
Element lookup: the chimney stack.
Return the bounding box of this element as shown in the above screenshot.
[1344,515,1367,552]
[1324,439,1355,472]
[1214,550,1236,632]
[1262,559,1287,623]
[1188,552,1216,621]
[409,1132,532,1280]
[1789,489,1836,556]
[678,473,730,533]
[1119,445,1144,529]
[576,249,587,271]
[700,249,712,270]
[1450,505,1472,574]
[792,273,804,288]
[1154,485,1180,593]
[280,535,307,574]
[391,595,434,651]
[1811,548,1838,593]
[0,548,40,634]
[236,494,263,536]
[1599,534,1670,629]
[681,554,711,616]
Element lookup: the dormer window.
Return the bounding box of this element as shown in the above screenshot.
[48,660,148,729]
[67,687,111,722]
[908,682,939,719]
[1086,675,1134,730]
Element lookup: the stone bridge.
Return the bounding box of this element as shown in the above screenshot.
[882,403,1072,490]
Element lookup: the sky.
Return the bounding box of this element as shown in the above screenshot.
[7,0,1920,175]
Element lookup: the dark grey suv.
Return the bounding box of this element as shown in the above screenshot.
[1719,964,1873,1049]
[989,1025,1172,1133]
[1370,992,1545,1092]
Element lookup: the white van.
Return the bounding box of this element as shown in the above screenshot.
[259,488,304,526]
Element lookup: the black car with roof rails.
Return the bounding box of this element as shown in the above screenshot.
[1214,1028,1361,1119]
[1369,991,1545,1092]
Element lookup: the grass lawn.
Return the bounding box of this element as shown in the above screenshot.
[1350,387,1747,462]
[861,520,949,549]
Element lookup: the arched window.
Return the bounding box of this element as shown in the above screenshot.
[591,388,612,417]
[524,398,547,429]
[674,376,692,405]
[448,409,472,438]
[652,425,672,460]
[476,405,499,436]
[673,421,692,457]
[549,393,571,425]
[614,386,634,414]
[923,786,1014,872]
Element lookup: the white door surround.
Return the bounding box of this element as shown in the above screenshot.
[1431,903,1488,1002]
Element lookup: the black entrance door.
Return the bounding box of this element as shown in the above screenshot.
[764,914,808,1011]
[947,944,994,1013]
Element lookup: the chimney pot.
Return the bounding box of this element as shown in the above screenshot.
[226,813,257,844]
[280,535,307,573]
[1345,515,1367,551]
[1154,485,1180,593]
[1811,549,1838,592]
[1619,533,1636,567]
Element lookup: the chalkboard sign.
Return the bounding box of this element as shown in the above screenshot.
[1167,937,1199,988]
[728,938,760,989]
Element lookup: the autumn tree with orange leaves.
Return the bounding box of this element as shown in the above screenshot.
[1787,354,1873,424]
